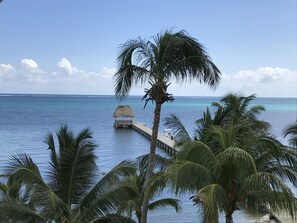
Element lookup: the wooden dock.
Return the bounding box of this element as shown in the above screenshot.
[132,121,177,155]
[114,120,177,155]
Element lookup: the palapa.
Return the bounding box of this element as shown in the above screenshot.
[113,105,135,118]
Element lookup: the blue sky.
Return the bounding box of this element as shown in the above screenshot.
[0,0,296,97]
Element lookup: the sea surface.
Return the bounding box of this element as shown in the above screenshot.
[0,94,296,223]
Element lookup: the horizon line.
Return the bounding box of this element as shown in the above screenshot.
[0,93,296,99]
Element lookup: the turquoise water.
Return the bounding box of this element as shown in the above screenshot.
[0,94,296,223]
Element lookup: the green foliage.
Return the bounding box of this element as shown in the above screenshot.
[110,154,180,223]
[0,125,136,223]
[114,29,221,101]
[284,121,297,148]
[164,113,191,145]
[165,94,297,223]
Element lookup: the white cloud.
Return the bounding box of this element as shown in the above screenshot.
[56,58,113,80]
[20,59,47,83]
[52,58,116,94]
[0,63,15,73]
[216,67,297,97]
[0,63,16,81]
[21,59,38,69]
[21,59,43,74]
[57,58,79,76]
[235,67,292,83]
[1,59,296,98]
[168,67,297,98]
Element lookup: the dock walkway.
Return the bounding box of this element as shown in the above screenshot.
[132,121,177,155]
[114,120,177,155]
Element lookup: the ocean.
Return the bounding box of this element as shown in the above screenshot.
[0,94,296,223]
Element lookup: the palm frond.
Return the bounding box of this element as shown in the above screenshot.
[197,184,229,223]
[265,165,297,187]
[148,198,181,212]
[78,160,136,213]
[114,38,151,98]
[31,185,72,221]
[164,113,191,144]
[194,107,217,140]
[167,160,211,194]
[202,125,235,153]
[116,199,138,218]
[246,104,266,117]
[159,30,220,87]
[242,172,294,198]
[242,172,297,217]
[0,197,46,223]
[5,154,46,188]
[56,126,97,205]
[107,174,141,216]
[0,179,33,204]
[57,124,74,151]
[75,192,121,222]
[284,121,297,148]
[136,153,172,173]
[145,172,169,200]
[0,182,8,198]
[114,30,221,99]
[253,141,297,180]
[214,147,257,180]
[44,132,60,189]
[177,141,215,170]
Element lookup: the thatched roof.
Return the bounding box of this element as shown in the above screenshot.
[113,105,135,118]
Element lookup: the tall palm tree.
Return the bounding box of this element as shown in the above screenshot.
[114,29,221,223]
[0,125,136,223]
[284,121,297,148]
[111,154,180,223]
[164,94,297,223]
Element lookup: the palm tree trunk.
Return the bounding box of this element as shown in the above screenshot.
[140,102,162,223]
[135,210,142,223]
[225,212,233,223]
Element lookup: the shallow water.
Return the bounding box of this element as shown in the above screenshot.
[0,94,296,222]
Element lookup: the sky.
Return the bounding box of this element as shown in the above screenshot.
[0,0,296,97]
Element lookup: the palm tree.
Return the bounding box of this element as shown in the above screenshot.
[0,125,136,223]
[284,121,297,148]
[165,93,270,143]
[168,132,297,223]
[198,94,270,140]
[164,94,297,223]
[114,29,221,223]
[112,154,181,223]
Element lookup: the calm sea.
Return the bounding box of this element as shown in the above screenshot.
[0,94,296,223]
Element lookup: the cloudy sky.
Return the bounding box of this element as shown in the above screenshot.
[0,0,296,97]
